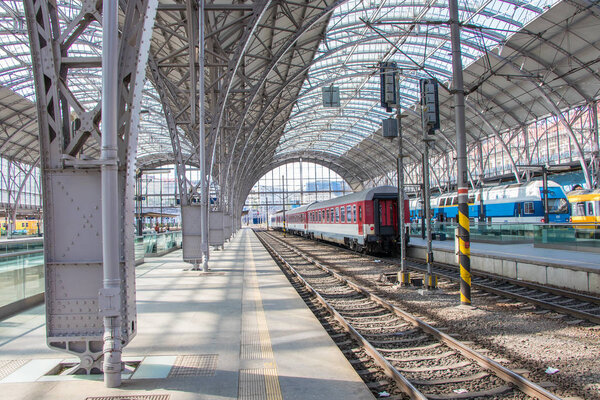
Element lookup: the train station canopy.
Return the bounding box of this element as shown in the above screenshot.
[0,0,598,193]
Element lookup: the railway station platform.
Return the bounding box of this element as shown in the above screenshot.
[408,237,600,295]
[0,228,373,400]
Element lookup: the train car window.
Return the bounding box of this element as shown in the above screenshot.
[468,195,475,204]
[347,206,352,222]
[576,202,585,216]
[352,205,356,222]
[358,206,362,221]
[524,202,534,215]
[341,206,346,223]
[588,202,594,216]
[452,197,458,205]
[335,207,339,222]
[440,198,446,207]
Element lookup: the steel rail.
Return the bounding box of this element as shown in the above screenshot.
[279,229,600,324]
[258,230,562,400]
[257,233,427,400]
[395,257,600,325]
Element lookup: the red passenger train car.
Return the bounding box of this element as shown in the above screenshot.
[271,186,410,254]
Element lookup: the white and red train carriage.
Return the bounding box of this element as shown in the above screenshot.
[270,186,410,254]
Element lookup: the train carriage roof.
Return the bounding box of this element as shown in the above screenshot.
[567,189,600,202]
[303,186,402,212]
[285,203,316,215]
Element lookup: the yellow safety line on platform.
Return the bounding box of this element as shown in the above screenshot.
[245,235,283,400]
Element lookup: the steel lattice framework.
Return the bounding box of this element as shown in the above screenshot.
[0,0,599,211]
[0,0,596,377]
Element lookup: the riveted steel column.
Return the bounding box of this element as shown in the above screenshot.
[199,0,209,271]
[101,0,121,387]
[449,0,471,305]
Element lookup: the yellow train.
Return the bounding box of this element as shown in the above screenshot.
[1,220,41,236]
[567,189,600,229]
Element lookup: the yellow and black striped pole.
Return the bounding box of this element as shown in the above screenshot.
[449,0,471,304]
[458,189,471,304]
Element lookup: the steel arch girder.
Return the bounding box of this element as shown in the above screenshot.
[223,0,343,191]
[24,0,158,370]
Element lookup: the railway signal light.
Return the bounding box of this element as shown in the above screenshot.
[380,62,398,112]
[420,78,440,134]
[382,118,398,138]
[322,86,340,107]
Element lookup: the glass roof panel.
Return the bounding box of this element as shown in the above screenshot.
[276,0,558,158]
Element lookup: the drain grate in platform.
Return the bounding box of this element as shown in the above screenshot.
[0,359,28,380]
[85,396,169,400]
[168,354,218,377]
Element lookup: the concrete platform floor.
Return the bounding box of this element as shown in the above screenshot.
[0,228,374,400]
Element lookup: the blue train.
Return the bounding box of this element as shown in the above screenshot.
[409,180,570,224]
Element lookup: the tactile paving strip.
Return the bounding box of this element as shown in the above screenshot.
[241,317,262,360]
[85,396,169,400]
[168,354,218,377]
[0,359,29,380]
[238,368,281,400]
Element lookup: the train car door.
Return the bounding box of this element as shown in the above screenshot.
[358,204,363,235]
[377,198,396,236]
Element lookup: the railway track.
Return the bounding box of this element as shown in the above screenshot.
[269,230,600,325]
[385,256,600,325]
[256,230,561,400]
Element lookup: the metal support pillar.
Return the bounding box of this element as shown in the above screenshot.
[266,196,269,229]
[199,0,209,271]
[395,80,409,285]
[542,166,549,224]
[420,183,425,239]
[25,0,156,378]
[100,0,121,386]
[299,159,304,205]
[422,144,434,281]
[449,0,471,305]
[282,175,286,237]
[136,170,143,236]
[592,101,599,188]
